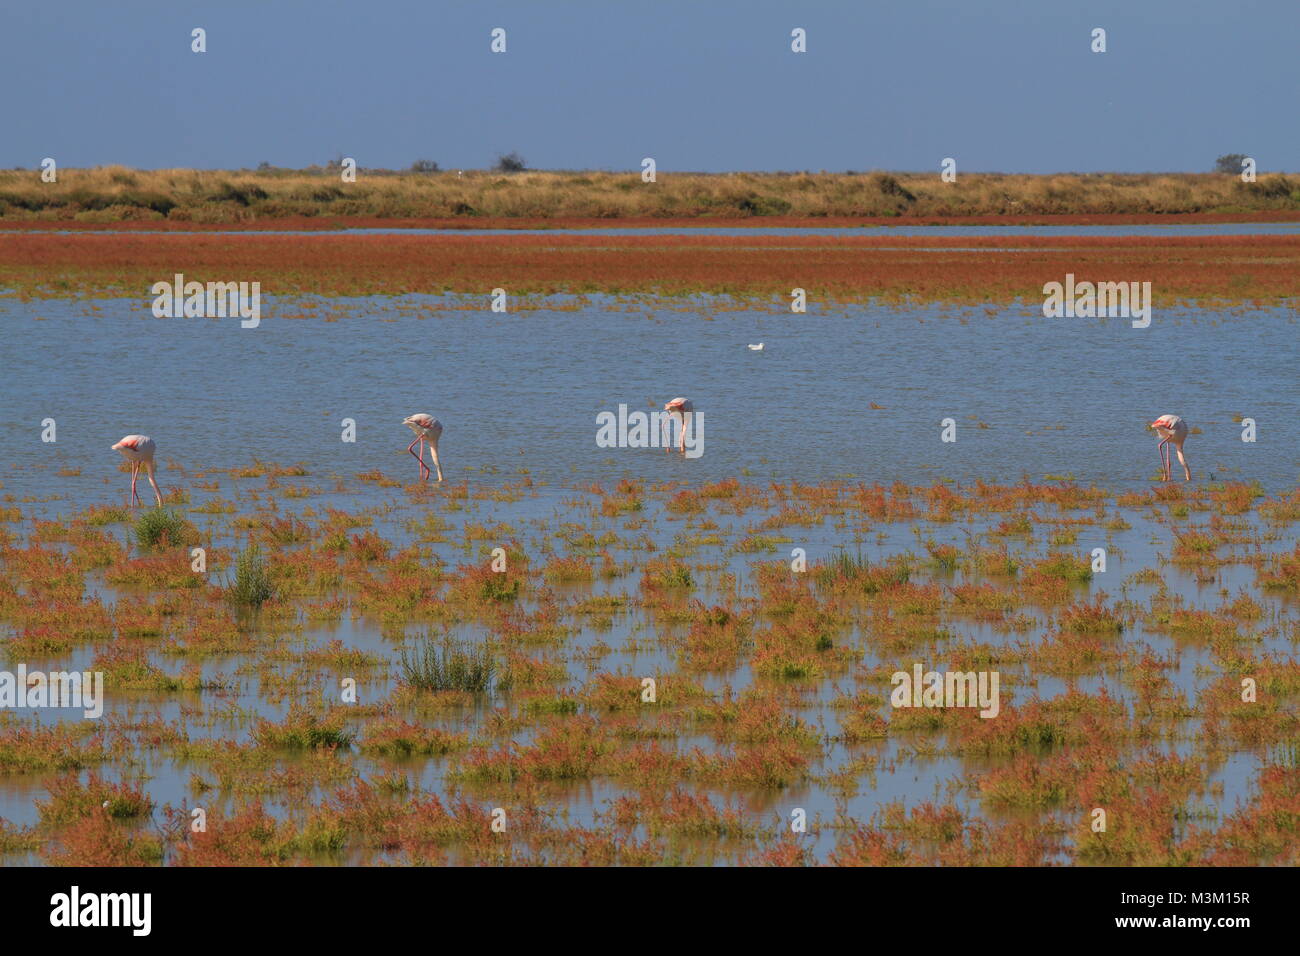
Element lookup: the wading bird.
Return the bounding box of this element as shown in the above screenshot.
[747,343,764,351]
[1149,414,1191,481]
[662,397,693,454]
[111,435,163,507]
[402,414,444,482]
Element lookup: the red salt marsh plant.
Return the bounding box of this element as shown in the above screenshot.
[304,780,501,859]
[1190,763,1300,865]
[174,804,301,866]
[1256,542,1300,591]
[1019,552,1093,602]
[1058,595,1126,634]
[607,788,759,841]
[450,562,523,605]
[1198,661,1300,747]
[752,610,851,680]
[92,646,211,693]
[542,555,595,583]
[679,603,750,672]
[0,723,110,774]
[37,772,153,827]
[456,718,614,784]
[1258,489,1300,524]
[812,549,911,598]
[43,809,164,867]
[252,708,355,750]
[953,691,1126,757]
[105,551,205,590]
[639,558,694,602]
[8,231,1299,304]
[694,692,821,749]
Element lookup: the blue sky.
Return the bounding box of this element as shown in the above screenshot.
[3,0,1294,173]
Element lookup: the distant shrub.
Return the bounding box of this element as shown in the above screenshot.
[495,151,527,173]
[410,159,440,173]
[1252,175,1294,199]
[736,193,793,216]
[1214,153,1248,174]
[207,181,269,206]
[870,172,916,202]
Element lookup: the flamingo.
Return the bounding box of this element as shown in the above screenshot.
[111,435,163,507]
[402,414,444,482]
[662,397,694,454]
[1149,414,1191,481]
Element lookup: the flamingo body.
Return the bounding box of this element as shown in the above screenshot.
[1149,414,1191,481]
[402,414,444,482]
[663,397,694,454]
[111,435,163,507]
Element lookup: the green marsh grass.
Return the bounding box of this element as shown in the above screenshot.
[400,636,498,694]
[228,544,274,607]
[133,508,187,548]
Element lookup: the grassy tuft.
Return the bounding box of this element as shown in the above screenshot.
[228,544,274,607]
[400,636,497,694]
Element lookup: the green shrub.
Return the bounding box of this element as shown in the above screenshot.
[229,544,274,607]
[134,508,187,548]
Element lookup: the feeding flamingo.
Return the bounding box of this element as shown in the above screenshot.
[111,435,163,507]
[662,397,694,454]
[1149,414,1191,481]
[402,414,444,482]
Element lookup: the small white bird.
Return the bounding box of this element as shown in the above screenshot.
[747,343,765,351]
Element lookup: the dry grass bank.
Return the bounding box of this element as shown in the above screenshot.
[2,167,1299,225]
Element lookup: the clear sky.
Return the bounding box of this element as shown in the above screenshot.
[3,0,1294,173]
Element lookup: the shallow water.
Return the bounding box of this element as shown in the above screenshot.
[0,293,1295,865]
[1,296,1295,496]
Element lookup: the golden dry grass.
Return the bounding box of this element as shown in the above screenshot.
[2,166,1298,224]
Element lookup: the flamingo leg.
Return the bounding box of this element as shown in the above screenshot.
[144,462,163,506]
[1157,438,1169,480]
[662,413,671,453]
[427,438,443,482]
[1175,443,1190,481]
[130,463,140,507]
[407,437,428,481]
[679,412,689,453]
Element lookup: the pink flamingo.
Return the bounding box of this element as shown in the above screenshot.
[1149,414,1191,481]
[111,435,163,507]
[402,414,444,482]
[662,397,694,454]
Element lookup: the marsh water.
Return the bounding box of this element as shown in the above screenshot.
[2,297,1296,492]
[0,291,1296,864]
